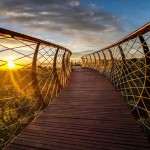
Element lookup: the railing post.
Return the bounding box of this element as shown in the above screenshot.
[139,35,150,82]
[89,54,92,68]
[118,45,127,77]
[108,49,114,79]
[118,45,129,89]
[102,51,106,74]
[62,51,66,87]
[97,52,101,71]
[62,51,69,86]
[81,57,84,67]
[62,51,67,74]
[53,48,63,92]
[32,43,40,72]
[118,45,127,90]
[32,43,45,108]
[139,35,150,115]
[93,53,97,69]
[82,57,85,67]
[85,56,88,68]
[66,52,72,75]
[118,45,126,64]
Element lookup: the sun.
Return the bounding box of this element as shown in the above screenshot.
[8,60,15,69]
[7,57,16,69]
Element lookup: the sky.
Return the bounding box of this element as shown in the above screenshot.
[0,0,150,59]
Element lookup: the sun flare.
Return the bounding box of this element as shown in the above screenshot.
[7,57,15,69]
[8,60,15,69]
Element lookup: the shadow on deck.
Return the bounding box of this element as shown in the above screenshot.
[6,67,150,150]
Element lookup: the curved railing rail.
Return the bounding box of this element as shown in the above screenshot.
[0,28,72,149]
[81,22,150,140]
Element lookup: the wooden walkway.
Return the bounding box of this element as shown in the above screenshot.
[7,67,150,150]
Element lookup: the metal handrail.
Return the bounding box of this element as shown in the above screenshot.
[82,22,150,56]
[0,28,72,54]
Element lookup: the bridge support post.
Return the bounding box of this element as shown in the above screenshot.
[81,57,84,67]
[97,52,101,72]
[32,43,46,109]
[139,35,150,87]
[93,53,97,69]
[66,52,72,75]
[139,35,150,117]
[62,51,66,87]
[102,51,106,75]
[89,54,92,68]
[53,48,63,95]
[62,51,69,87]
[118,45,127,90]
[85,56,88,68]
[108,49,114,81]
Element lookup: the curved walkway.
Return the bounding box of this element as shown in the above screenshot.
[7,67,150,150]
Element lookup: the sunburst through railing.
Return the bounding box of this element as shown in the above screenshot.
[0,28,72,149]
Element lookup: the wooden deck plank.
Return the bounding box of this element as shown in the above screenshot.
[6,66,150,150]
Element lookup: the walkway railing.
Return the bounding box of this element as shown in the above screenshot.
[0,28,72,148]
[71,60,82,66]
[81,22,150,140]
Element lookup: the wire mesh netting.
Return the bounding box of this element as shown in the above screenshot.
[0,28,72,149]
[81,23,150,140]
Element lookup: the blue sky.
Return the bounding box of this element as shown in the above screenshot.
[0,0,149,55]
[89,0,150,30]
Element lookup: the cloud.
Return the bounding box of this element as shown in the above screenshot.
[69,0,80,7]
[0,0,125,53]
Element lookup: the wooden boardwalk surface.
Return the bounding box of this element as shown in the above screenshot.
[7,67,150,150]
